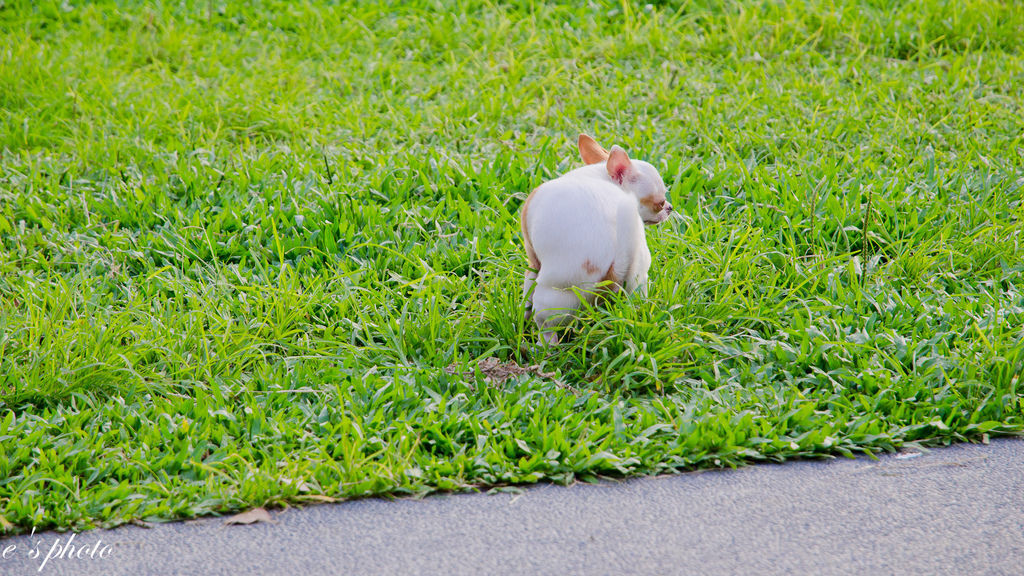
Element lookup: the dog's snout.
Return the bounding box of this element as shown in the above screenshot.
[665,203,674,214]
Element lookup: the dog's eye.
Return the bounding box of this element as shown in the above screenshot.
[653,200,665,211]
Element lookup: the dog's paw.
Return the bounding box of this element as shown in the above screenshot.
[540,330,559,347]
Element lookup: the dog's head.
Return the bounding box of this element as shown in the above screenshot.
[578,134,673,225]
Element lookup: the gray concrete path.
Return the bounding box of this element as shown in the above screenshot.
[2,438,1023,575]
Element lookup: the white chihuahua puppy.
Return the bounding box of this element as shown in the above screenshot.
[521,134,673,346]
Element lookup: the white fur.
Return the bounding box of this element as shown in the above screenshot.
[522,137,672,346]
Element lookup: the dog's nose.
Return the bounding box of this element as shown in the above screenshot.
[665,203,673,214]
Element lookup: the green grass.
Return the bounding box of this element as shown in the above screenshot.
[1,0,1023,533]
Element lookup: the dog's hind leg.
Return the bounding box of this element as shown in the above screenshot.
[531,285,580,346]
[523,267,538,322]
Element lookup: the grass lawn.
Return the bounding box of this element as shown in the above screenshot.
[1,0,1023,533]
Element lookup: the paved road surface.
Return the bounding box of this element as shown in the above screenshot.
[2,438,1023,575]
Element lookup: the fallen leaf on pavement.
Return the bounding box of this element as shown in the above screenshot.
[224,508,274,526]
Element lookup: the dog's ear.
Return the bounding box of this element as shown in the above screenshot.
[578,134,610,165]
[606,146,633,184]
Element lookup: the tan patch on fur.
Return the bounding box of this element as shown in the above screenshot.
[520,188,541,271]
[639,196,665,213]
[581,259,601,275]
[600,262,622,292]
